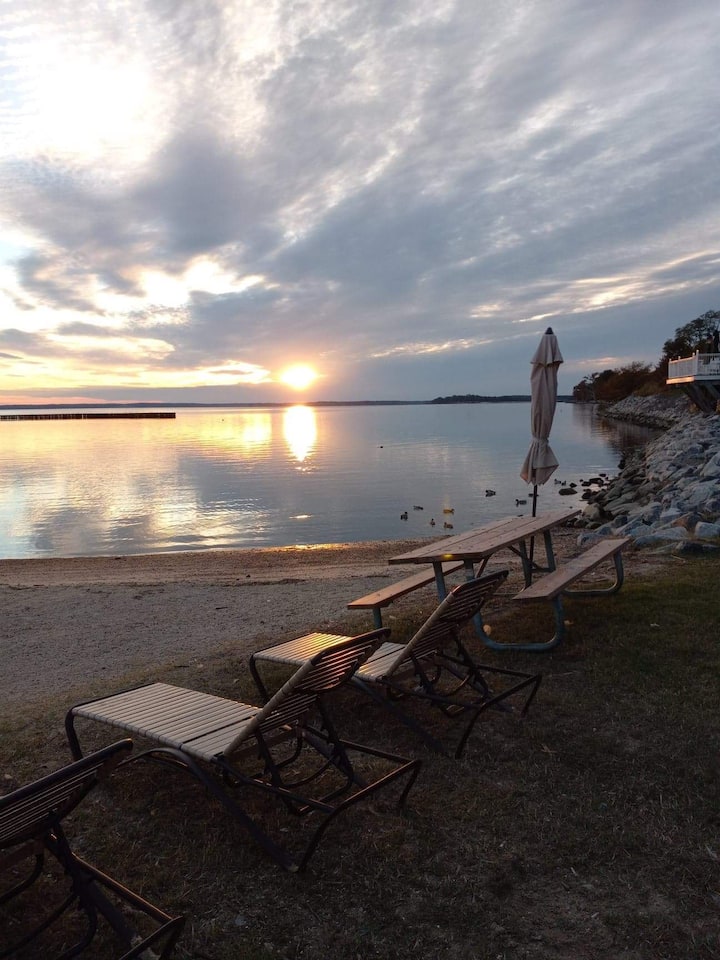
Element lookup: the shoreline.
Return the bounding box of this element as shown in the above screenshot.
[0,539,430,587]
[0,530,666,718]
[0,539,445,716]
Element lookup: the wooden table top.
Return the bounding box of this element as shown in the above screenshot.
[388,508,581,565]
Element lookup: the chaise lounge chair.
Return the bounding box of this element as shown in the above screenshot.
[250,571,542,759]
[65,630,421,873]
[0,739,184,959]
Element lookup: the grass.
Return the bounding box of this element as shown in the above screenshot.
[2,556,720,959]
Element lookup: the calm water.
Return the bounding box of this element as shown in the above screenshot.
[0,403,658,559]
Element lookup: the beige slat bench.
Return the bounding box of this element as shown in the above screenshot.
[507,536,631,651]
[348,561,465,627]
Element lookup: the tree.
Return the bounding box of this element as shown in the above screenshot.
[571,365,657,403]
[571,308,720,401]
[659,309,720,375]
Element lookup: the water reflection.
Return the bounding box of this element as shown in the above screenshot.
[569,403,662,459]
[0,403,662,559]
[176,411,272,452]
[237,414,272,449]
[283,406,317,463]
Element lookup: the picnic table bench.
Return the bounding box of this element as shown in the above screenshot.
[347,561,465,627]
[511,536,631,651]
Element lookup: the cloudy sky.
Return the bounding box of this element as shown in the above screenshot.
[1,0,719,405]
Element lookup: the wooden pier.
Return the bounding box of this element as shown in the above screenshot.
[0,411,176,421]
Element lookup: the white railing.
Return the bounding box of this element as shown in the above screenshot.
[667,353,720,381]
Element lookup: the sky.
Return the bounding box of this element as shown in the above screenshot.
[1,0,720,405]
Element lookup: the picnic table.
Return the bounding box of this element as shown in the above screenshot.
[386,508,631,652]
[388,508,582,598]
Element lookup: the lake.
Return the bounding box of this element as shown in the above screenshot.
[0,403,658,559]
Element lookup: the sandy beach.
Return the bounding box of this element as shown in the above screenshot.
[1,530,663,717]
[0,538,451,715]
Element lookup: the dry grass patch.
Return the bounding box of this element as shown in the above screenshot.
[2,557,720,959]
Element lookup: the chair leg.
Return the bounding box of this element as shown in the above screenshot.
[452,672,542,759]
[46,827,185,960]
[0,849,44,906]
[351,676,450,754]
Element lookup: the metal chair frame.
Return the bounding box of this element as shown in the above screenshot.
[66,631,421,873]
[0,740,184,959]
[251,572,542,759]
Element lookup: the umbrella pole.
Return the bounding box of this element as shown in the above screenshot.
[530,484,538,564]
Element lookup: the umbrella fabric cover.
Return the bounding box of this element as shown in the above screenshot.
[520,328,563,488]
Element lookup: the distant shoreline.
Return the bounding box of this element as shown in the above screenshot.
[0,395,578,411]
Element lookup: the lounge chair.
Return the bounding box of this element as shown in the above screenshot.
[250,571,542,759]
[65,630,421,873]
[0,739,184,959]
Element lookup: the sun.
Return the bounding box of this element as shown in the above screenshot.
[279,364,318,391]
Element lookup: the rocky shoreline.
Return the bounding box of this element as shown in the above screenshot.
[575,394,720,553]
[597,393,690,428]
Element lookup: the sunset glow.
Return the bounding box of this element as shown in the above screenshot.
[279,364,318,391]
[1,3,719,403]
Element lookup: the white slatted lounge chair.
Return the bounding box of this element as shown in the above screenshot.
[251,572,542,759]
[65,630,421,873]
[0,739,184,959]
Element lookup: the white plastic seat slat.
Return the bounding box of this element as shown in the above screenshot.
[73,683,204,722]
[76,684,245,722]
[356,643,407,680]
[73,684,257,744]
[252,633,350,665]
[132,704,255,742]
[182,722,264,761]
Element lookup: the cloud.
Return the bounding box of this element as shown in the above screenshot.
[1,0,720,401]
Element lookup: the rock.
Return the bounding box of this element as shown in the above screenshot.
[581,503,602,522]
[573,395,720,550]
[695,521,720,540]
[599,394,690,428]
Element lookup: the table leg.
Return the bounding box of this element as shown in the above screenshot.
[433,562,449,600]
[543,530,556,573]
[523,532,557,584]
[466,558,487,581]
[517,540,532,587]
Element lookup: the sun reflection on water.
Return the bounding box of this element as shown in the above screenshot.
[283,405,317,463]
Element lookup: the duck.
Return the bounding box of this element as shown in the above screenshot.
[400,511,408,520]
[515,498,527,505]
[485,489,496,497]
[443,507,454,514]
[429,518,436,527]
[443,522,454,529]
[413,505,424,510]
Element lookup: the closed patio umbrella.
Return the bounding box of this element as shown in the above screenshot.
[520,327,563,515]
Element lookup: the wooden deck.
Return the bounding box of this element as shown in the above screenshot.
[666,353,720,412]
